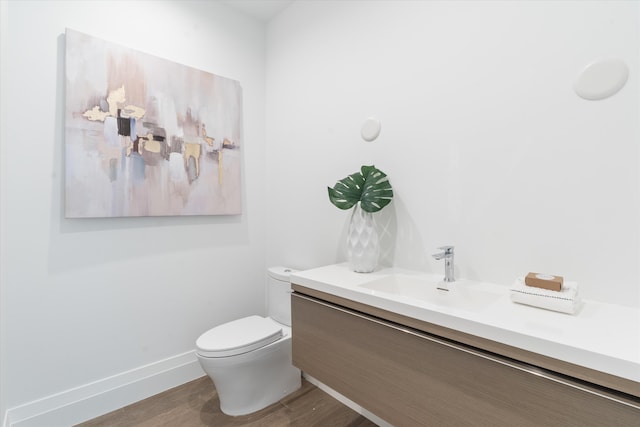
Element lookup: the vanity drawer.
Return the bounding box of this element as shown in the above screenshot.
[292,292,640,426]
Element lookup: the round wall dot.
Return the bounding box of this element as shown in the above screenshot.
[574,58,629,100]
[361,117,381,142]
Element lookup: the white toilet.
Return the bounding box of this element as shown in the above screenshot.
[195,267,302,416]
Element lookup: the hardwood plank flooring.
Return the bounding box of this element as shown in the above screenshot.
[76,377,379,427]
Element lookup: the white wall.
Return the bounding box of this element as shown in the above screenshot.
[266,0,639,307]
[1,0,267,423]
[1,0,638,424]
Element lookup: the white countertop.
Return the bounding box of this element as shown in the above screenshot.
[291,263,640,383]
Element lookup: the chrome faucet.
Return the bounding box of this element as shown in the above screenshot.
[432,246,455,282]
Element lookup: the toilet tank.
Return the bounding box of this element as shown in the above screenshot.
[267,266,296,326]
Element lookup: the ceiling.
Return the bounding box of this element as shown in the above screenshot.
[221,0,295,22]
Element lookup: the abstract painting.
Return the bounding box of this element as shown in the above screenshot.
[65,29,242,217]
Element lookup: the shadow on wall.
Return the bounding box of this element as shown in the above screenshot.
[385,197,431,271]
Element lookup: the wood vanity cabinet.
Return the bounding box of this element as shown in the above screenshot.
[291,287,640,427]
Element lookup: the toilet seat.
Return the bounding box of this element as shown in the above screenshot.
[196,315,283,357]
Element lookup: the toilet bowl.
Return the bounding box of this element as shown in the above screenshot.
[195,267,301,416]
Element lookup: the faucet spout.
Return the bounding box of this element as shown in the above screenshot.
[432,246,455,282]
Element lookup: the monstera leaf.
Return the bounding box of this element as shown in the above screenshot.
[328,165,393,213]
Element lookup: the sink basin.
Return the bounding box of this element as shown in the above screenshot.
[358,275,502,312]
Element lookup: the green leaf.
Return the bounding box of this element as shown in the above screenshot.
[328,165,393,213]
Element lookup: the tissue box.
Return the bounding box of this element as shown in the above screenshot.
[525,272,563,291]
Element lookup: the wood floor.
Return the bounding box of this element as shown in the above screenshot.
[76,376,379,427]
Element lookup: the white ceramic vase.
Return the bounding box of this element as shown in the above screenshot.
[347,202,379,273]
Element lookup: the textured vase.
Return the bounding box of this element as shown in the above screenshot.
[347,202,380,273]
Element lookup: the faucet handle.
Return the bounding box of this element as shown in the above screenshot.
[438,245,454,255]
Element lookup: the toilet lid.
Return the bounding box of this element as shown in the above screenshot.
[196,315,283,357]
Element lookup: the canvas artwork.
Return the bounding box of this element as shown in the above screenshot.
[65,29,243,217]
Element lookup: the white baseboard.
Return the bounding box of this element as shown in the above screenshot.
[302,373,393,427]
[4,350,205,427]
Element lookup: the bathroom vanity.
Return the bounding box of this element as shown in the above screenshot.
[290,264,640,426]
